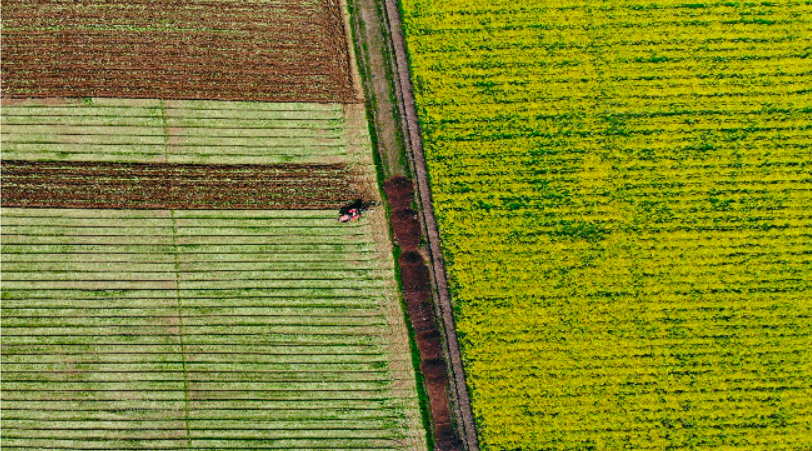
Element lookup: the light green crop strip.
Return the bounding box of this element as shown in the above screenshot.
[1,98,350,165]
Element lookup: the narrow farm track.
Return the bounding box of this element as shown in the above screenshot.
[1,0,356,102]
[377,1,480,449]
[1,208,426,451]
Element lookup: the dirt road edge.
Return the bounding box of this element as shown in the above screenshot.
[375,1,481,449]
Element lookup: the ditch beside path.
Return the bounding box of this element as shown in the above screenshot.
[348,0,481,449]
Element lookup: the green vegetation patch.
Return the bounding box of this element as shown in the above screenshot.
[1,99,349,165]
[400,0,812,449]
[1,208,424,451]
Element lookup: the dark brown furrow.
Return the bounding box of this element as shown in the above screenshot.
[1,0,355,102]
[1,161,363,210]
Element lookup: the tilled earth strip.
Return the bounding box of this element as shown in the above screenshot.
[2,160,364,210]
[1,0,354,102]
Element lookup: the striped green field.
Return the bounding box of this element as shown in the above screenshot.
[1,98,368,165]
[1,207,425,450]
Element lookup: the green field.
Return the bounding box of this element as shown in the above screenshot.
[401,0,812,449]
[1,99,365,165]
[1,94,424,449]
[1,207,425,450]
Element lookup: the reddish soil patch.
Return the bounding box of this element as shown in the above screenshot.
[1,0,355,102]
[399,252,431,293]
[436,424,464,451]
[1,160,362,210]
[399,249,423,266]
[415,329,443,363]
[406,296,432,316]
[382,175,414,211]
[392,209,421,250]
[407,296,436,333]
[428,388,451,426]
[411,311,437,335]
[388,175,460,447]
[421,358,449,385]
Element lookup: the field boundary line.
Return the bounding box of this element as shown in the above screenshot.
[169,209,191,447]
[378,0,480,449]
[339,0,367,102]
[345,103,428,451]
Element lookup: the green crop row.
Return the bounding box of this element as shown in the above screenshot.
[0,208,423,451]
[1,99,352,164]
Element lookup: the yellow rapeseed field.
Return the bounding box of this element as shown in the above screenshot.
[401,0,811,449]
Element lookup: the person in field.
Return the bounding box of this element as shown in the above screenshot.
[339,199,373,222]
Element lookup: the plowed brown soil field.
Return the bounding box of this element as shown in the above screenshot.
[1,0,355,102]
[1,160,362,209]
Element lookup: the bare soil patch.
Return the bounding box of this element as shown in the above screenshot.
[400,254,431,298]
[383,175,414,211]
[1,160,363,209]
[1,0,355,102]
[416,329,443,362]
[388,179,462,450]
[392,209,421,250]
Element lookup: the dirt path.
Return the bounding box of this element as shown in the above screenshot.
[347,0,408,177]
[348,0,481,449]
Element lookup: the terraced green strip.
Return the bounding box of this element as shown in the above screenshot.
[1,208,423,451]
[1,99,352,164]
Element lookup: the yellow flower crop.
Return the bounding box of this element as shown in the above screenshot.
[401,0,812,449]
